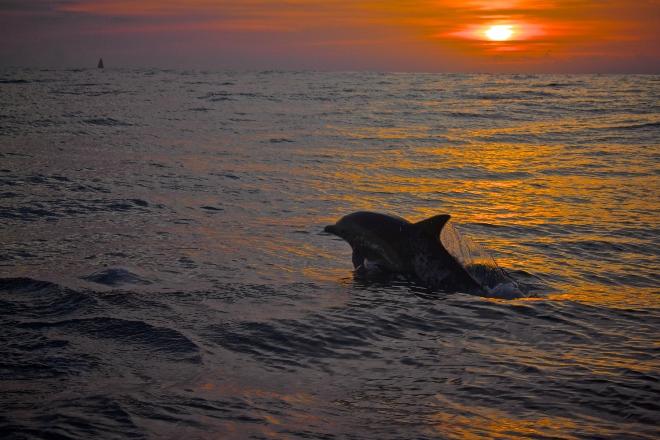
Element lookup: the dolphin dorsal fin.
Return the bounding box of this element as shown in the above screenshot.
[413,214,451,239]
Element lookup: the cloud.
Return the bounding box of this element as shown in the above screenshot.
[0,0,658,71]
[0,0,72,12]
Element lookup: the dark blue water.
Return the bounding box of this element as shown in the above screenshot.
[1,69,658,439]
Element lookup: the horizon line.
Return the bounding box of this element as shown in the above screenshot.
[1,65,659,75]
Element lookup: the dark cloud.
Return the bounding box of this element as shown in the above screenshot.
[0,0,75,12]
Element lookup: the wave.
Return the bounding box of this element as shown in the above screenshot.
[82,118,133,127]
[269,138,295,143]
[0,198,152,222]
[197,91,233,101]
[0,79,30,84]
[444,111,504,119]
[0,277,97,319]
[612,121,660,130]
[81,268,152,287]
[2,395,142,439]
[532,81,584,88]
[19,317,199,355]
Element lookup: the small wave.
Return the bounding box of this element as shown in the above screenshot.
[83,118,132,127]
[0,277,97,318]
[0,79,30,84]
[269,138,295,143]
[130,198,149,207]
[532,82,582,88]
[468,90,555,100]
[0,205,60,221]
[206,318,379,368]
[0,277,61,293]
[81,268,152,287]
[107,199,149,211]
[72,82,107,87]
[30,118,65,128]
[445,111,493,119]
[200,205,223,212]
[20,317,199,355]
[86,90,134,97]
[197,91,233,101]
[14,396,142,439]
[17,173,71,185]
[411,166,533,181]
[612,121,660,130]
[0,197,152,221]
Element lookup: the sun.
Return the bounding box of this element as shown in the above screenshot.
[485,25,514,41]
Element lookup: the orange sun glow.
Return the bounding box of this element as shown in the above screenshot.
[485,25,514,41]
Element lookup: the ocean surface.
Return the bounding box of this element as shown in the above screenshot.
[0,69,658,439]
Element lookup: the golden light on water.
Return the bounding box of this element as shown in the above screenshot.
[485,25,514,41]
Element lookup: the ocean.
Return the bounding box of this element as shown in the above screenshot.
[0,68,658,439]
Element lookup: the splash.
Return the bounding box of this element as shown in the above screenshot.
[440,220,523,298]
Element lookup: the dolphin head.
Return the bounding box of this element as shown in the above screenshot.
[324,212,411,272]
[325,211,407,239]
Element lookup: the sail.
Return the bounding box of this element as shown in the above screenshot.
[97,58,104,69]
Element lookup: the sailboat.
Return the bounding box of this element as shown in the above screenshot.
[97,58,104,69]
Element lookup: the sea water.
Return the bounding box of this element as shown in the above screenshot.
[1,69,658,439]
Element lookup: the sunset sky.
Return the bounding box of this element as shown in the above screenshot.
[1,0,658,72]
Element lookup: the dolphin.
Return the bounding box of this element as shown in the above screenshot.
[324,211,522,296]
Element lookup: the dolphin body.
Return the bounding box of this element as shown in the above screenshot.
[324,211,521,296]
